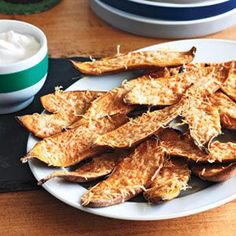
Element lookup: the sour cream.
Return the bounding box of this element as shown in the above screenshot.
[0,30,40,65]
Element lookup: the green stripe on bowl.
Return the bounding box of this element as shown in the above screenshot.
[0,54,48,93]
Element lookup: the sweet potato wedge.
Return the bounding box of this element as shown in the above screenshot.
[123,67,214,106]
[38,151,125,185]
[95,66,228,150]
[40,90,104,114]
[208,141,236,163]
[179,64,231,149]
[210,91,236,130]
[191,162,236,182]
[144,158,190,203]
[81,139,165,207]
[220,61,236,101]
[159,129,236,163]
[182,98,221,149]
[95,102,182,149]
[70,88,134,127]
[69,69,174,126]
[180,74,223,149]
[18,91,105,138]
[72,47,196,75]
[21,114,128,167]
[17,112,78,138]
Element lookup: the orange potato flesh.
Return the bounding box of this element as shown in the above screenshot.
[38,152,125,185]
[81,139,165,207]
[70,68,177,126]
[72,47,196,75]
[95,102,182,149]
[144,158,190,203]
[159,129,236,163]
[21,114,128,167]
[210,91,236,130]
[124,67,214,106]
[18,90,105,138]
[17,112,78,138]
[41,90,104,114]
[191,162,236,182]
[220,61,236,101]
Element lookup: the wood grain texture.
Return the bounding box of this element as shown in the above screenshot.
[0,0,236,234]
[0,190,235,236]
[1,0,236,58]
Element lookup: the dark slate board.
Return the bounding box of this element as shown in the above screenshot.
[0,57,89,192]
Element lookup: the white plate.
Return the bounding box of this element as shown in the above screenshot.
[27,39,236,221]
[90,0,236,38]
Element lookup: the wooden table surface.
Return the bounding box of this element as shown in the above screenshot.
[0,1,236,235]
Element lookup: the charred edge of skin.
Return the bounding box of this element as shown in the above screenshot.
[38,178,47,186]
[20,155,33,163]
[191,46,197,55]
[15,116,25,128]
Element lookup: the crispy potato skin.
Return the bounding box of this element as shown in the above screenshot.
[95,103,182,149]
[159,129,236,163]
[179,66,229,149]
[40,90,103,114]
[71,68,177,125]
[38,152,125,185]
[21,114,129,167]
[72,47,196,75]
[144,158,190,203]
[96,67,229,150]
[191,162,236,182]
[123,67,213,106]
[220,61,236,101]
[81,139,165,207]
[210,91,236,130]
[123,66,235,131]
[18,91,105,138]
[17,112,78,138]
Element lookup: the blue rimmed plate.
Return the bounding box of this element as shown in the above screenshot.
[99,0,235,21]
[90,0,236,39]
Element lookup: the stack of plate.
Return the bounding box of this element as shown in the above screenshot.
[90,0,236,38]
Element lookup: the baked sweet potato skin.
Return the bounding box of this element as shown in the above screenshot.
[81,139,165,207]
[210,91,236,130]
[159,129,236,163]
[208,141,236,163]
[18,90,105,138]
[72,47,196,75]
[95,102,182,149]
[17,112,78,138]
[123,67,213,106]
[40,90,104,114]
[70,68,174,126]
[220,61,236,101]
[21,114,128,167]
[179,65,229,149]
[96,65,229,150]
[144,158,190,203]
[182,97,221,150]
[38,152,125,185]
[124,63,230,107]
[191,162,236,182]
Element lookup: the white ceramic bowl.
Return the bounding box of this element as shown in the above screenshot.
[0,20,48,114]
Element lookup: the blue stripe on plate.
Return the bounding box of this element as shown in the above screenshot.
[99,0,236,21]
